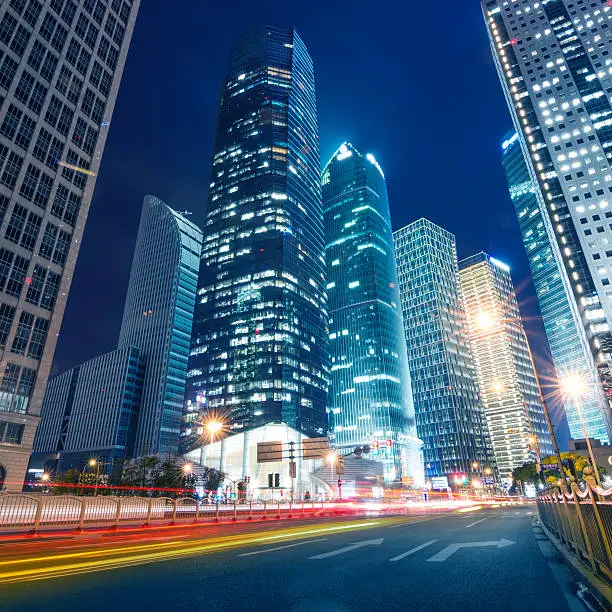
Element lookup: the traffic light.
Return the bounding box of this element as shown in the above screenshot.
[268,473,273,488]
[274,473,280,488]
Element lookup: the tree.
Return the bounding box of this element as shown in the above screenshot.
[53,469,81,495]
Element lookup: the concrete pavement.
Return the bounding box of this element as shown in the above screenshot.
[0,506,599,611]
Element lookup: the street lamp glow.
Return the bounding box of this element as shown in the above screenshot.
[472,461,479,470]
[326,453,338,465]
[560,374,587,397]
[476,312,495,330]
[492,381,504,393]
[88,459,97,467]
[182,463,193,474]
[484,467,492,476]
[206,420,224,436]
[41,473,50,482]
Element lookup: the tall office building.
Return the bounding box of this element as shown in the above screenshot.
[322,142,423,483]
[459,252,554,480]
[186,26,328,439]
[32,346,144,476]
[118,196,202,456]
[501,132,611,445]
[32,196,201,474]
[394,219,496,483]
[0,0,140,490]
[483,0,612,443]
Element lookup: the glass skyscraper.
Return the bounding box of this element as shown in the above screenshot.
[459,252,554,480]
[118,196,202,456]
[483,0,612,442]
[394,220,496,482]
[0,0,140,490]
[502,131,611,444]
[186,26,328,439]
[322,143,423,483]
[32,346,144,478]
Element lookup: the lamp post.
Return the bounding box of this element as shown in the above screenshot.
[326,453,340,500]
[476,313,568,489]
[199,416,227,469]
[88,459,101,496]
[561,375,602,488]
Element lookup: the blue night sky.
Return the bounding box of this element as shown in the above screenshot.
[53,1,571,445]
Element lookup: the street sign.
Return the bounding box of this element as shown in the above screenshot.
[302,437,330,459]
[431,476,449,490]
[336,455,345,475]
[257,441,283,463]
[484,476,495,486]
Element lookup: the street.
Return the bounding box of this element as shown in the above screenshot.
[0,506,595,611]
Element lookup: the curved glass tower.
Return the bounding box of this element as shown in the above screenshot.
[322,143,422,483]
[119,195,202,456]
[187,26,328,438]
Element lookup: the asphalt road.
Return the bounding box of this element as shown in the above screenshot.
[0,506,595,612]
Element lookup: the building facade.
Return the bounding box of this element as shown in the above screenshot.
[501,132,610,447]
[0,0,140,490]
[31,346,144,477]
[483,0,612,443]
[322,142,422,483]
[394,219,496,483]
[459,252,554,480]
[186,26,328,440]
[118,196,202,456]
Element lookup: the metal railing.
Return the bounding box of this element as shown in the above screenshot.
[537,481,612,583]
[0,494,330,534]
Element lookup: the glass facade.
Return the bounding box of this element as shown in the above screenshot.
[483,0,612,441]
[501,131,612,444]
[118,196,202,456]
[0,0,140,489]
[322,143,423,483]
[459,252,554,480]
[394,220,496,482]
[186,26,328,438]
[32,346,144,477]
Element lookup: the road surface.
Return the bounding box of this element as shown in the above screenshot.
[0,506,598,611]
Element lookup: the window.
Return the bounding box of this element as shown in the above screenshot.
[20,211,42,250]
[0,13,17,46]
[0,422,24,443]
[24,1,43,27]
[40,52,58,82]
[34,172,53,209]
[0,55,18,90]
[51,23,68,53]
[41,271,60,310]
[5,253,28,298]
[28,82,47,114]
[14,71,35,104]
[0,303,15,348]
[11,311,34,355]
[45,95,62,127]
[25,264,45,307]
[5,204,28,244]
[0,104,22,140]
[53,229,71,265]
[38,223,57,260]
[27,40,46,71]
[1,152,24,190]
[27,317,48,359]
[19,165,39,202]
[57,105,73,136]
[15,115,35,149]
[10,25,31,57]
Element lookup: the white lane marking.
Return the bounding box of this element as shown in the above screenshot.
[389,540,438,562]
[465,517,490,529]
[310,538,384,560]
[427,539,515,562]
[388,517,439,529]
[238,538,327,557]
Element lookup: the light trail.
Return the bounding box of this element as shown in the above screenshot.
[0,518,397,584]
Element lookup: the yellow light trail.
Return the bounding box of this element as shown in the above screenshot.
[0,518,401,584]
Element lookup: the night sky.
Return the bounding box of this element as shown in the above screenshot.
[52,1,570,445]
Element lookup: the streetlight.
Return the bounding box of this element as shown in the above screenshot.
[88,459,101,496]
[182,463,193,474]
[472,461,480,471]
[561,374,602,488]
[476,312,568,489]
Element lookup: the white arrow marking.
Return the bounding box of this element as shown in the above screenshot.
[310,538,384,560]
[427,539,515,562]
[465,517,490,529]
[238,538,328,557]
[389,540,438,562]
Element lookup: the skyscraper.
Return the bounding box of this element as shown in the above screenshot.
[31,196,201,475]
[186,26,328,439]
[322,142,423,483]
[32,346,144,477]
[483,0,612,443]
[501,132,611,445]
[0,0,140,490]
[459,252,554,480]
[394,219,496,483]
[118,196,202,456]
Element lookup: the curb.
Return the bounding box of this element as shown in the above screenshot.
[537,517,612,611]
